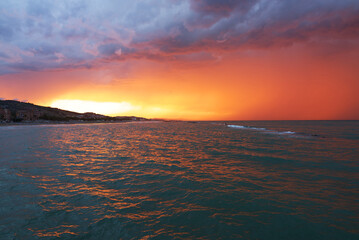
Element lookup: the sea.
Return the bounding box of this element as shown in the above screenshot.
[0,121,358,240]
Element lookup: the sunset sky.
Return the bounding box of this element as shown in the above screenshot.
[0,0,358,120]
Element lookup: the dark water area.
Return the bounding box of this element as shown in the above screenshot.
[0,121,358,239]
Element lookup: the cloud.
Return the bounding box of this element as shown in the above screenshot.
[0,0,358,75]
[115,49,122,56]
[55,52,65,63]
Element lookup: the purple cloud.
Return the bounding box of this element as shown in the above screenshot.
[0,0,358,75]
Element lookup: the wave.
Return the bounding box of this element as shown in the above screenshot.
[227,125,266,130]
[227,125,296,135]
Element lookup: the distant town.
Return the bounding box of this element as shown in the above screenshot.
[0,100,147,124]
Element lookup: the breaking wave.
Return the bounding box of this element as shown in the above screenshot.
[227,124,296,135]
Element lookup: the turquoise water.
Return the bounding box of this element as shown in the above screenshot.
[0,121,358,239]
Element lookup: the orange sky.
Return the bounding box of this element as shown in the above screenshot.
[1,1,359,120]
[1,43,358,120]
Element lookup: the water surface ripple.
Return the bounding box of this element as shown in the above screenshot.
[0,121,358,239]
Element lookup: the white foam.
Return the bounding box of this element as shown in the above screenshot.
[228,125,246,129]
[283,131,295,134]
[227,125,297,136]
[228,125,265,131]
[267,130,296,135]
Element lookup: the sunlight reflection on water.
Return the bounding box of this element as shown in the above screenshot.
[0,121,358,239]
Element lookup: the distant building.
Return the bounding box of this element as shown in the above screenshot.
[83,112,104,120]
[16,110,35,121]
[33,110,42,119]
[0,107,11,122]
[0,108,4,120]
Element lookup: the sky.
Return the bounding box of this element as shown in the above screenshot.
[0,0,359,120]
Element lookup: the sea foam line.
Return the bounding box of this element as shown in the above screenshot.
[227,125,296,135]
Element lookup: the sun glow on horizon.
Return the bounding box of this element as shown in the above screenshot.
[49,99,222,120]
[51,100,140,116]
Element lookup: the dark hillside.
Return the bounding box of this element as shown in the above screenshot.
[0,100,143,122]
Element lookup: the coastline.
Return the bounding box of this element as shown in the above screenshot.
[0,119,149,127]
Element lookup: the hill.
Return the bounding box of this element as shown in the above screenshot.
[0,100,146,123]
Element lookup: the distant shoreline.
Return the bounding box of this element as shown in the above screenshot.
[0,100,149,124]
[0,119,150,127]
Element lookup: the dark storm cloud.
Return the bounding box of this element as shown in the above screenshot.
[0,0,358,74]
[190,0,249,15]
